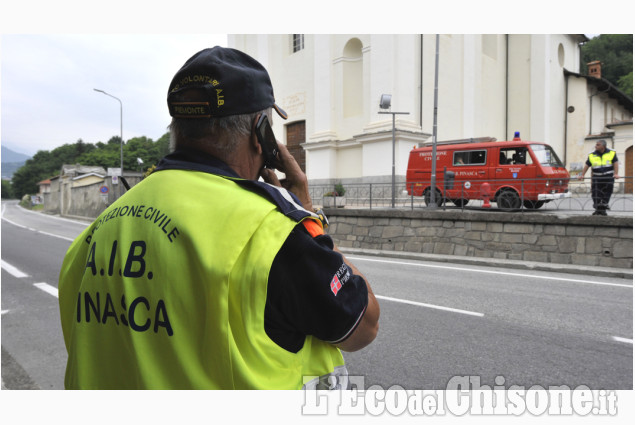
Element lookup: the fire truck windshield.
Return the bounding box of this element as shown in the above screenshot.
[530,144,564,168]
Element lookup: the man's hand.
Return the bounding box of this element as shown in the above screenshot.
[614,163,619,180]
[260,142,313,211]
[262,143,380,353]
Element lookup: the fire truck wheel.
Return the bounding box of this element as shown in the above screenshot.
[451,199,469,207]
[523,200,545,209]
[424,188,443,207]
[496,190,521,211]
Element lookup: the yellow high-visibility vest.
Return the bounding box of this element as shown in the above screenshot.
[59,169,345,389]
[588,150,616,176]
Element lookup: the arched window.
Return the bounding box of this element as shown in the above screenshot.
[558,43,565,68]
[342,38,363,118]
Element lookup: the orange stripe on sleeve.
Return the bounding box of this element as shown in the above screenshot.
[302,219,324,237]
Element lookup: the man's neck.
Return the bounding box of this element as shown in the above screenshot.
[175,138,261,181]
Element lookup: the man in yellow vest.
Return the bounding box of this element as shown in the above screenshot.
[578,139,620,216]
[58,47,379,389]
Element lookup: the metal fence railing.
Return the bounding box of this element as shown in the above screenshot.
[310,177,633,215]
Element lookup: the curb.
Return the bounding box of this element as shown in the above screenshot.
[26,205,634,280]
[339,247,633,280]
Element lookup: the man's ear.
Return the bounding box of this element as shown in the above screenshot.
[251,114,263,154]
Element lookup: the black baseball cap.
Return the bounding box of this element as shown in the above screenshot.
[167,46,287,120]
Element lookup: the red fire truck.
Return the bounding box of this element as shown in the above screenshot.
[405,133,571,210]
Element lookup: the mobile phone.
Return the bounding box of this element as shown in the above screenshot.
[255,114,279,169]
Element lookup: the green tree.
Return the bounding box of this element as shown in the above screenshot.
[11,150,54,197]
[617,71,633,99]
[124,136,156,171]
[77,136,124,169]
[76,148,120,170]
[10,133,170,198]
[581,34,633,97]
[11,139,95,197]
[1,179,14,199]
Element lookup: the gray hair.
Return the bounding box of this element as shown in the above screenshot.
[596,139,607,148]
[169,108,271,156]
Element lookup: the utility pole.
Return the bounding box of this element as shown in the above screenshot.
[429,34,440,209]
[379,95,410,208]
[94,89,124,198]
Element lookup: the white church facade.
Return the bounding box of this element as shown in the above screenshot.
[228,35,632,186]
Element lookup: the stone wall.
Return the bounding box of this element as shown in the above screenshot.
[324,209,633,269]
[67,182,111,218]
[43,175,143,220]
[43,190,60,215]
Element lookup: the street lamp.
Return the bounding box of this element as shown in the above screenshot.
[378,94,409,208]
[429,34,441,209]
[94,88,123,197]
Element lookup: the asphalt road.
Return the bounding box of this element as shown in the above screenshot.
[1,200,632,392]
[1,201,88,389]
[341,254,632,390]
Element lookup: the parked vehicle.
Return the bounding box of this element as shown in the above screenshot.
[405,133,571,210]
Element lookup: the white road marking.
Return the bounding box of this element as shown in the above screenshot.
[1,310,9,315]
[1,259,29,278]
[17,203,90,226]
[1,216,31,230]
[612,336,633,344]
[33,282,59,298]
[36,230,75,242]
[1,215,75,242]
[1,215,37,231]
[375,294,484,317]
[348,256,632,289]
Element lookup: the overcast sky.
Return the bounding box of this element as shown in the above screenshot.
[2,34,227,156]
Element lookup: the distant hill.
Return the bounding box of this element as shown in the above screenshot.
[2,145,31,163]
[2,145,31,179]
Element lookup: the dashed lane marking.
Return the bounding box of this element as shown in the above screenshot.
[33,282,59,298]
[1,259,29,278]
[375,294,484,317]
[348,256,633,289]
